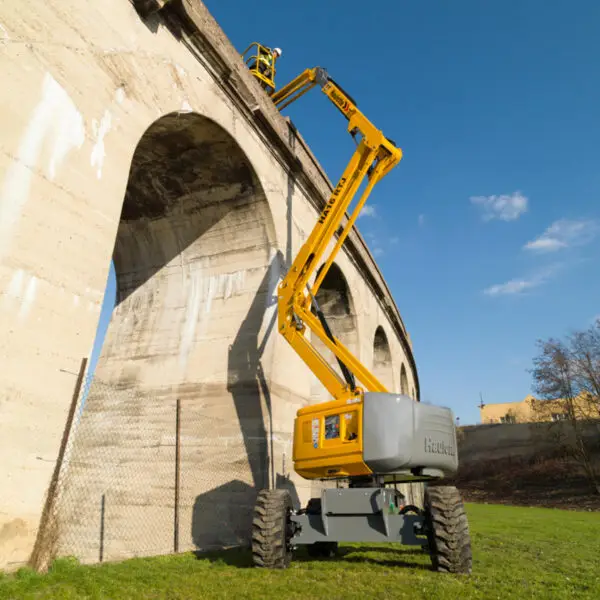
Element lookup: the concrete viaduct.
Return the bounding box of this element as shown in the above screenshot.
[0,0,420,570]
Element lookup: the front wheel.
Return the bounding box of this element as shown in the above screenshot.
[251,489,294,569]
[423,485,472,574]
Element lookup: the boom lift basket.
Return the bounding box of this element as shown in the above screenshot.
[241,42,278,93]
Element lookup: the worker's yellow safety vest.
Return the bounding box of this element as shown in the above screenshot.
[259,51,273,66]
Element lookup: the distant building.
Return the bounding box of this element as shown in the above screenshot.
[479,394,596,424]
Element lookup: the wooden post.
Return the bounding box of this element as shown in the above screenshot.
[99,494,106,562]
[174,398,181,553]
[29,357,88,571]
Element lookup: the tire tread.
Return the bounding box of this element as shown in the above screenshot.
[251,489,293,569]
[424,485,472,574]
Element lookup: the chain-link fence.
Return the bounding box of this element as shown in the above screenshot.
[55,376,178,565]
[32,364,277,569]
[30,361,423,570]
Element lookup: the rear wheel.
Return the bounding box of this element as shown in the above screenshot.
[423,485,472,574]
[400,504,422,516]
[252,489,294,569]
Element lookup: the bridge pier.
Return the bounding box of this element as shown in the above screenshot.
[0,0,420,570]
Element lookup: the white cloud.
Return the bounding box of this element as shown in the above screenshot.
[470,191,528,222]
[524,218,599,253]
[483,265,560,297]
[525,237,567,252]
[483,278,539,296]
[373,246,384,257]
[359,204,377,218]
[418,213,426,226]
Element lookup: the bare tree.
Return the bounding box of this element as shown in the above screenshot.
[529,318,600,495]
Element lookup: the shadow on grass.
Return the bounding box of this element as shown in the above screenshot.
[194,544,430,570]
[333,546,431,571]
[343,545,425,556]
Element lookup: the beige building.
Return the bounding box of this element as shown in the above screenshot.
[480,394,597,424]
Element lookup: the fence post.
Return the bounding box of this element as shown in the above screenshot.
[29,357,88,571]
[99,493,106,562]
[174,398,181,553]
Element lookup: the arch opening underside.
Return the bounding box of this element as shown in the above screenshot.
[373,326,394,392]
[55,113,284,563]
[310,263,359,405]
[400,363,409,396]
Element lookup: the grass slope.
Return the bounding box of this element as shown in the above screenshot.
[1,503,598,599]
[451,453,600,511]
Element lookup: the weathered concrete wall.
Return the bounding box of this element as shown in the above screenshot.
[0,0,421,569]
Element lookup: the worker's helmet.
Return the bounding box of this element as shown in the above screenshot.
[273,47,282,57]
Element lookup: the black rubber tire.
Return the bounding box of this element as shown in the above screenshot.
[399,504,422,516]
[251,489,294,569]
[423,486,472,574]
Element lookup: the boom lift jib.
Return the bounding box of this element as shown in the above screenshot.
[247,63,472,575]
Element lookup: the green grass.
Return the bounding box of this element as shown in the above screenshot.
[1,503,599,599]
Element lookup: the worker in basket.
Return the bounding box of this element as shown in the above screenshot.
[250,46,281,91]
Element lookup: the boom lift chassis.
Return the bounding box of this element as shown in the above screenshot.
[248,67,472,573]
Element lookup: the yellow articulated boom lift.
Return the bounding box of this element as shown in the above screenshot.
[244,61,472,574]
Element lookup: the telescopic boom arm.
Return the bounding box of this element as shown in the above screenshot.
[273,67,403,405]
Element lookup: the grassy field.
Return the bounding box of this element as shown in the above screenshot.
[1,503,598,599]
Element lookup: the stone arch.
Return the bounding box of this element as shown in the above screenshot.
[373,326,394,391]
[400,363,409,396]
[309,262,359,404]
[58,112,281,563]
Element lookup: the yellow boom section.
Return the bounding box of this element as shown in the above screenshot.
[274,68,403,406]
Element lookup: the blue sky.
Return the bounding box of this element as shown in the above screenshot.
[90,0,600,424]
